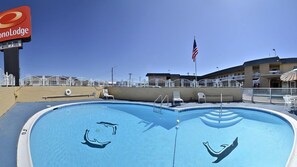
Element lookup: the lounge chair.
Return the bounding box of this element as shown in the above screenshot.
[103,89,114,100]
[173,91,184,106]
[198,92,206,103]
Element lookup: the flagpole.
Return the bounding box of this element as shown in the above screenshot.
[194,36,197,87]
[195,57,197,87]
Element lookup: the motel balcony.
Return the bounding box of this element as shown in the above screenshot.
[218,75,245,82]
[252,72,261,79]
[269,70,281,74]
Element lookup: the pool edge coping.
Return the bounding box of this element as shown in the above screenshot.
[17,101,297,167]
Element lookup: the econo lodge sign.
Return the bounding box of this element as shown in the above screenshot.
[0,6,31,43]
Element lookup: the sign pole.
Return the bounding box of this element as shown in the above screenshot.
[3,47,20,86]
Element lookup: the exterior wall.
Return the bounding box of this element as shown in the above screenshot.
[244,62,297,88]
[148,76,168,86]
[244,66,253,88]
[16,86,103,102]
[259,63,270,87]
[170,76,181,86]
[0,86,104,116]
[0,87,16,117]
[281,63,297,73]
[148,76,167,81]
[108,87,242,102]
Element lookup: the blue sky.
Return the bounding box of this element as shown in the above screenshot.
[1,0,296,82]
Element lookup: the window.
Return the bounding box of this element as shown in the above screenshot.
[269,64,280,71]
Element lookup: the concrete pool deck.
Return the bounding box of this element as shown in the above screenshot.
[1,99,297,167]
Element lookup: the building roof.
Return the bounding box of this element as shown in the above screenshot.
[146,73,181,77]
[243,56,280,66]
[279,58,297,64]
[243,56,297,66]
[202,65,244,78]
[146,73,172,77]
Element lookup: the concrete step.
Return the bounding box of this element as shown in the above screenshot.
[200,116,243,128]
[204,113,239,121]
[210,111,234,116]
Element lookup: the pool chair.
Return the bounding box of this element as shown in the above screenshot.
[283,95,296,113]
[197,92,206,103]
[103,89,114,100]
[172,91,184,106]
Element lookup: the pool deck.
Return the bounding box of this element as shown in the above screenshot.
[1,99,297,167]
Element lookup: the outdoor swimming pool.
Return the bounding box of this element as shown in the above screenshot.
[18,102,297,167]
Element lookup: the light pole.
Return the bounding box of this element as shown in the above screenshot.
[273,49,277,56]
[111,66,117,86]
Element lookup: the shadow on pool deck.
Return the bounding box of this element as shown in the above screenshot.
[0,99,102,167]
[0,100,296,167]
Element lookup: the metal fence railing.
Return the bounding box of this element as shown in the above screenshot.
[242,88,297,104]
[0,68,15,87]
[146,78,242,88]
[20,76,107,87]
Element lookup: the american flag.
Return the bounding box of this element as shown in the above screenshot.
[192,39,198,62]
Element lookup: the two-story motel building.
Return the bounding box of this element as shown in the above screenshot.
[146,56,297,88]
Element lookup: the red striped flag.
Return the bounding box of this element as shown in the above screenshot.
[192,39,198,62]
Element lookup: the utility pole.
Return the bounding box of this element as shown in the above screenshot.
[111,67,113,86]
[129,73,132,87]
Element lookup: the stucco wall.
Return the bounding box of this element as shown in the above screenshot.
[244,66,253,88]
[16,86,103,102]
[0,87,16,117]
[0,86,242,116]
[281,63,297,73]
[259,63,270,87]
[0,86,104,116]
[108,87,242,102]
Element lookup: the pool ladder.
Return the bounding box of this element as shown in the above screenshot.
[153,95,169,113]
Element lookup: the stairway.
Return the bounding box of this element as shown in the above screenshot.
[200,109,243,128]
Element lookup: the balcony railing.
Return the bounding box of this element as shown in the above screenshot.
[269,70,281,74]
[252,73,260,78]
[218,75,245,81]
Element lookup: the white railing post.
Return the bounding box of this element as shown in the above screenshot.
[269,88,272,103]
[42,75,45,86]
[56,76,59,86]
[155,79,159,87]
[165,80,168,87]
[251,88,254,103]
[12,75,15,86]
[5,72,9,87]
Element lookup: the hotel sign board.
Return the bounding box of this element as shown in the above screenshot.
[0,6,31,43]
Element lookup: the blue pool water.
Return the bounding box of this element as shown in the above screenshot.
[30,103,294,167]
